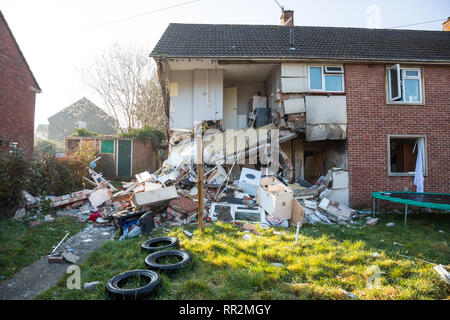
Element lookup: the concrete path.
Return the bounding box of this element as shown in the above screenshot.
[0,224,115,300]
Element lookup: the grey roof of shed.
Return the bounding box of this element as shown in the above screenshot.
[150,23,450,63]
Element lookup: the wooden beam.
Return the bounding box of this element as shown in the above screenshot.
[196,129,204,231]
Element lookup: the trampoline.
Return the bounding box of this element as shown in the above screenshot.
[371,192,450,226]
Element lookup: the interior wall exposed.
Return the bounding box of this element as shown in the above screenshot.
[280,137,305,180]
[303,140,347,183]
[168,69,194,129]
[223,81,266,115]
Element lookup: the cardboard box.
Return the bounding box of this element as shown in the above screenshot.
[257,177,293,219]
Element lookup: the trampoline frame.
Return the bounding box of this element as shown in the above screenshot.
[371,191,450,226]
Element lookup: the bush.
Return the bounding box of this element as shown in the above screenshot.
[0,141,102,216]
[27,154,86,197]
[73,128,98,137]
[118,127,165,149]
[0,152,29,211]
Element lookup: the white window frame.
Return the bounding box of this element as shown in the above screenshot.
[387,134,427,177]
[387,66,423,104]
[324,66,344,73]
[308,66,345,93]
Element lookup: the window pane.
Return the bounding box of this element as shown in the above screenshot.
[325,75,343,91]
[389,67,401,100]
[405,70,419,77]
[404,79,420,102]
[309,67,322,89]
[325,66,343,73]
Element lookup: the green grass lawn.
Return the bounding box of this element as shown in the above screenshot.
[0,216,86,280]
[36,211,449,300]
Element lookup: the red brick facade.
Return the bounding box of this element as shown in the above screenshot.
[0,11,40,158]
[345,64,450,207]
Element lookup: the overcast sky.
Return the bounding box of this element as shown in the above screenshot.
[1,0,449,130]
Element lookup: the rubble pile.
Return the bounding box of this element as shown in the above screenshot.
[14,129,358,241]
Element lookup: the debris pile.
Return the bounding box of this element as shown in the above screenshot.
[102,129,357,230]
[300,197,356,225]
[13,127,358,241]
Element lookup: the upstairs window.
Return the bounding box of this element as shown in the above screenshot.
[308,66,344,92]
[387,65,423,103]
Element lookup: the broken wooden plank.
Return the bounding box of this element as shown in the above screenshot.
[47,253,64,263]
[290,199,305,227]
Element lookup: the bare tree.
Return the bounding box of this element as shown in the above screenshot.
[134,71,167,131]
[79,42,163,133]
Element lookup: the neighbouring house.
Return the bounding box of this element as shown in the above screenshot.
[0,10,41,157]
[66,136,158,179]
[150,11,450,207]
[48,97,117,143]
[35,124,48,140]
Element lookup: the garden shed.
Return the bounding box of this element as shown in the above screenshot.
[66,136,158,179]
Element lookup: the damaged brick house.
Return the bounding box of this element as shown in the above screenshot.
[150,11,450,207]
[0,10,41,157]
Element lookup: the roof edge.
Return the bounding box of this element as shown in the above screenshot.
[150,55,450,65]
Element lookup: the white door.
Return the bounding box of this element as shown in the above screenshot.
[223,87,238,129]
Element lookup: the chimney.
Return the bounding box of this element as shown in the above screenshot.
[280,10,294,26]
[443,17,450,31]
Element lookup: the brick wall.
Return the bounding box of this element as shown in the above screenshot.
[345,64,450,207]
[0,15,38,158]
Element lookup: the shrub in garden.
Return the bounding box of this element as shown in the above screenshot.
[118,127,165,149]
[0,141,102,216]
[27,154,86,196]
[73,128,98,137]
[0,152,29,213]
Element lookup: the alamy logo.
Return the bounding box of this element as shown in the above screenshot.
[366,4,381,29]
[367,265,381,289]
[66,265,81,290]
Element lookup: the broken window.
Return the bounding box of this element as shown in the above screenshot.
[388,136,426,175]
[387,65,422,103]
[308,66,344,92]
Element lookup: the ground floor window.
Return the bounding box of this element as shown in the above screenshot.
[388,135,426,176]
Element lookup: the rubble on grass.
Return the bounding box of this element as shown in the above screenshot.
[15,131,361,242]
